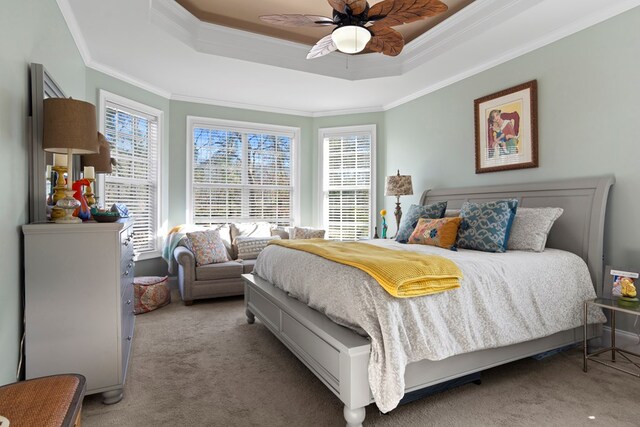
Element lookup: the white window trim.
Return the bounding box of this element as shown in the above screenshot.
[97,89,166,261]
[186,116,301,226]
[318,124,377,238]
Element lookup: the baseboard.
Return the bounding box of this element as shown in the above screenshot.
[600,326,640,352]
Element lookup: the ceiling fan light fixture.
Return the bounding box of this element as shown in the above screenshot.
[331,25,371,54]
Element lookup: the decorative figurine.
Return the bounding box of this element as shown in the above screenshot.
[72,179,92,221]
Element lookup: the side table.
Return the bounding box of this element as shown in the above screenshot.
[584,298,640,376]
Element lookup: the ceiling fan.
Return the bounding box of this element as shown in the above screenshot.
[260,0,448,59]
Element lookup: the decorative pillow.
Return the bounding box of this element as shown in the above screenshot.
[444,209,460,218]
[395,202,447,244]
[507,207,563,252]
[186,229,230,266]
[408,217,462,249]
[230,222,272,258]
[236,236,281,259]
[456,199,518,253]
[291,227,325,240]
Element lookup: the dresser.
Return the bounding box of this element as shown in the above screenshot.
[22,219,135,404]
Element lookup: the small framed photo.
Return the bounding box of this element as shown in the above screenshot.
[604,265,639,299]
[474,80,538,173]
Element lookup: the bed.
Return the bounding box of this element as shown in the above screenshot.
[242,175,614,427]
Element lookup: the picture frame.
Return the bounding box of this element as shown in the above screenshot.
[474,80,538,174]
[603,265,639,300]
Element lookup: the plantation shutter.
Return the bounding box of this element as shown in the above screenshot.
[103,102,159,253]
[323,130,373,241]
[190,123,294,227]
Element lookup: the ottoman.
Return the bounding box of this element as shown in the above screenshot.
[133,276,170,314]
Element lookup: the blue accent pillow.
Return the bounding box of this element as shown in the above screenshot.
[456,199,518,253]
[395,202,447,243]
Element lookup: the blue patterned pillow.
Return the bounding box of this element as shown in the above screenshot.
[395,202,447,243]
[456,199,518,252]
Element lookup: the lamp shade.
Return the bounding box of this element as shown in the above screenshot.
[82,132,113,174]
[43,98,98,155]
[385,170,413,197]
[331,25,371,54]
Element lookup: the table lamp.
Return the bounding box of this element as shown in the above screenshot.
[43,98,99,223]
[81,132,113,207]
[384,170,413,238]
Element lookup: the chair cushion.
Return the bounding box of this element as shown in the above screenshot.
[242,259,257,274]
[195,261,243,281]
[236,236,281,259]
[290,227,325,239]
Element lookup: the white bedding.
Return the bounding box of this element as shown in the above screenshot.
[253,239,605,413]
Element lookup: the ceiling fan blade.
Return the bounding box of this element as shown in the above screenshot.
[366,26,404,56]
[368,0,448,27]
[307,34,338,59]
[327,0,368,15]
[259,14,335,27]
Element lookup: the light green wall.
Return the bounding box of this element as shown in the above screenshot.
[382,8,640,270]
[0,0,86,385]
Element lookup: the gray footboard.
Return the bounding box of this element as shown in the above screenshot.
[243,273,601,427]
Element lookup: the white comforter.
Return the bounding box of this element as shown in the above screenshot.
[253,240,605,412]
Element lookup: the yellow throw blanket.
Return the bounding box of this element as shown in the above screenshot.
[269,239,463,298]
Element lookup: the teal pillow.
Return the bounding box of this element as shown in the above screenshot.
[395,202,447,243]
[456,199,518,253]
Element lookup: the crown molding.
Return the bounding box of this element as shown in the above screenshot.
[87,61,172,99]
[171,94,314,117]
[56,0,92,65]
[383,0,640,110]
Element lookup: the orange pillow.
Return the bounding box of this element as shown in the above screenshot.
[408,217,462,249]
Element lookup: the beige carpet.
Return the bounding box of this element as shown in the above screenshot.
[83,286,640,426]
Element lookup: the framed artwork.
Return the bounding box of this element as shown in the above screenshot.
[474,80,538,174]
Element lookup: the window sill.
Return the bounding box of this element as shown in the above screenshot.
[135,250,162,262]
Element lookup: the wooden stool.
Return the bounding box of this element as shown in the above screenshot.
[0,374,86,427]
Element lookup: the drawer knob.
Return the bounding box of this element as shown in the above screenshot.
[128,262,133,268]
[127,300,131,305]
[124,241,129,246]
[127,336,132,341]
[124,270,129,276]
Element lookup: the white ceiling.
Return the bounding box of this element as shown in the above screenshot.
[60,0,639,116]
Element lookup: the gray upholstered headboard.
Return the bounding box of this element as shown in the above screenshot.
[421,176,615,295]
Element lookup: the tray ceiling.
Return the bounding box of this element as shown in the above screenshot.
[175,0,475,46]
[60,0,640,115]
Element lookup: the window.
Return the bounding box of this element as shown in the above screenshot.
[98,90,163,258]
[319,125,376,241]
[187,117,299,227]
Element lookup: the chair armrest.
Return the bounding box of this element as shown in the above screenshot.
[174,246,195,270]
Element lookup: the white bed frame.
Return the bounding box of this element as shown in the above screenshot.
[243,175,614,426]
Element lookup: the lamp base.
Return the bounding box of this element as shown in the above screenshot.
[393,198,402,238]
[54,190,81,224]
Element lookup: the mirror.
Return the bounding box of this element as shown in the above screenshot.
[29,63,79,223]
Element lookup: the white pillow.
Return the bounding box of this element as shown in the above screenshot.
[507,207,563,252]
[236,236,281,260]
[291,227,325,240]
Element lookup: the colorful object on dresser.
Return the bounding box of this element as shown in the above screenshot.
[395,201,447,244]
[456,199,518,253]
[408,217,462,249]
[134,276,171,314]
[72,178,91,221]
[269,239,462,298]
[380,209,388,239]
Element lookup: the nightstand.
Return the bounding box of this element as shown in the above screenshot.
[583,298,640,376]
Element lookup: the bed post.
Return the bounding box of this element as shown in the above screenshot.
[244,282,255,324]
[343,406,366,427]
